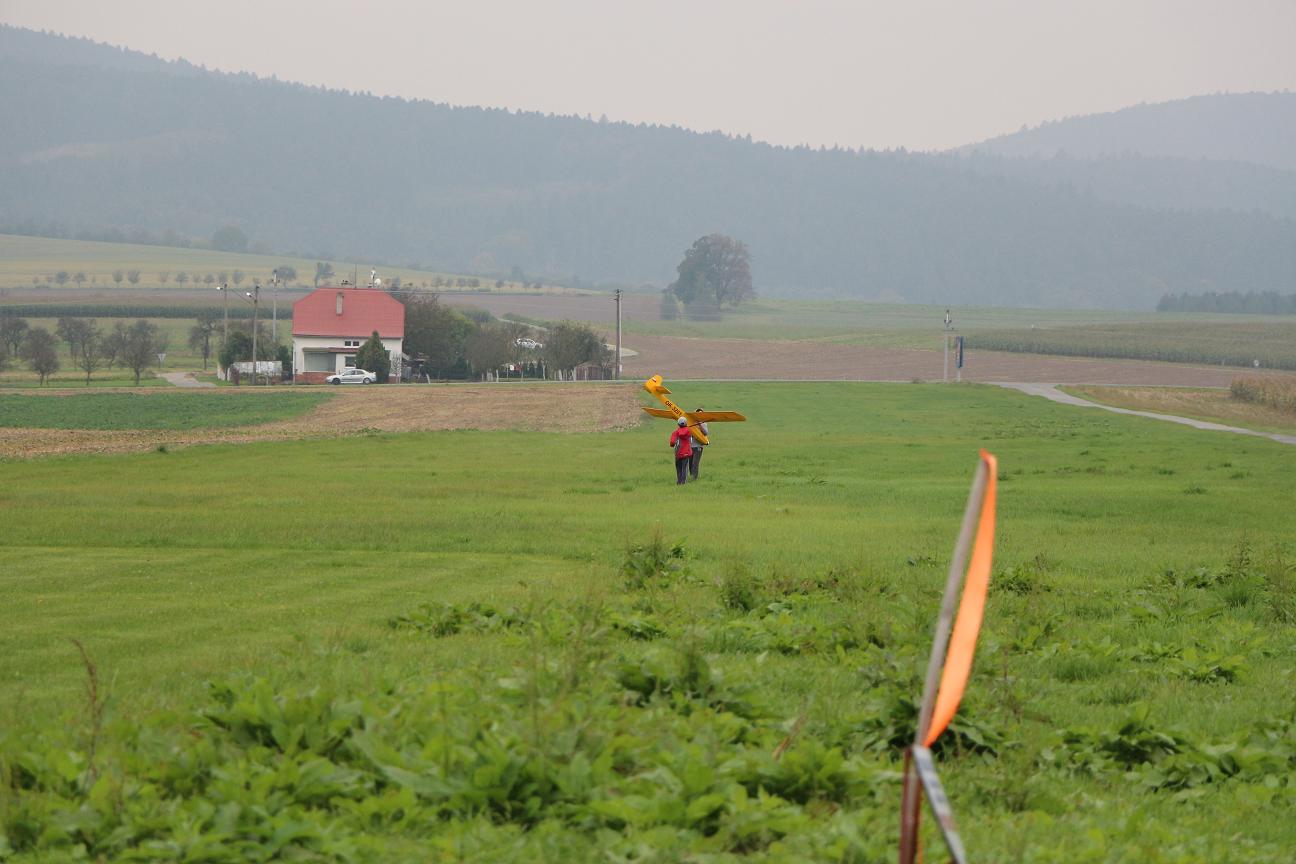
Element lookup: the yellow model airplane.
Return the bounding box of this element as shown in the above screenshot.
[641,375,746,445]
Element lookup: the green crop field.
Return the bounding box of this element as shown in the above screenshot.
[1,383,1294,861]
[969,320,1296,370]
[0,391,328,430]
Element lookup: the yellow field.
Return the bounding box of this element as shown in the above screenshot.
[0,234,576,294]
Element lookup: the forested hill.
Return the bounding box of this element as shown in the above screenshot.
[961,92,1296,171]
[3,26,1296,309]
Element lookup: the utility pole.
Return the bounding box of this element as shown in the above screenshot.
[614,289,622,380]
[270,270,279,342]
[218,283,229,348]
[249,283,260,385]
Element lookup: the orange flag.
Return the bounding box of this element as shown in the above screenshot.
[924,450,997,747]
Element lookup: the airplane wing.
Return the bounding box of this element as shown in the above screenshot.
[641,407,678,418]
[690,410,746,423]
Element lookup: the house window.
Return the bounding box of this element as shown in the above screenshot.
[343,339,361,348]
[344,355,357,367]
[303,352,333,373]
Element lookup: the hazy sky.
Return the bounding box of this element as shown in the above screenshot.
[4,0,1295,151]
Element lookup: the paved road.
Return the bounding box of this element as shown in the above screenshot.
[158,371,216,388]
[995,382,1296,447]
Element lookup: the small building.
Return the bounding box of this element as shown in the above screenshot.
[292,287,405,383]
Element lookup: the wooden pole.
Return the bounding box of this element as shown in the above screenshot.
[615,289,622,380]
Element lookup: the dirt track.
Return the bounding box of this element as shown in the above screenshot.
[0,385,642,459]
[618,335,1296,387]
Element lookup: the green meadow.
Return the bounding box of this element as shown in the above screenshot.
[1,383,1293,861]
[0,391,328,431]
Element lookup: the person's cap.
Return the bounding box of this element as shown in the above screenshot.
[677,418,687,426]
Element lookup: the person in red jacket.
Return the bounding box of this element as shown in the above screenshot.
[669,417,694,485]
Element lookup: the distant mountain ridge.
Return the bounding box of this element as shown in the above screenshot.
[2,25,1295,309]
[960,92,1296,172]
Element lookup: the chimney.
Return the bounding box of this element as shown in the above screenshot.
[335,292,344,316]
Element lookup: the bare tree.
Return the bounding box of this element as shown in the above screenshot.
[120,320,161,386]
[55,317,94,359]
[314,261,334,287]
[111,270,124,286]
[188,309,219,370]
[73,272,87,288]
[232,269,245,286]
[21,327,60,385]
[126,269,141,286]
[158,271,171,285]
[174,272,189,285]
[101,321,128,369]
[1,315,29,357]
[75,325,104,385]
[55,271,70,287]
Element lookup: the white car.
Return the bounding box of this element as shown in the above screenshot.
[515,337,542,350]
[326,367,376,385]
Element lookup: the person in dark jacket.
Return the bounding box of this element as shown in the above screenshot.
[669,417,693,485]
[689,407,709,480]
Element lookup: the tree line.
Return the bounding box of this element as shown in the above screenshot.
[0,314,168,385]
[1156,291,1296,315]
[397,294,610,380]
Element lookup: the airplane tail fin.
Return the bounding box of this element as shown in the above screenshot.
[644,375,671,394]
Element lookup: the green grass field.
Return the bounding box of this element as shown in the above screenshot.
[1,383,1294,861]
[0,391,328,430]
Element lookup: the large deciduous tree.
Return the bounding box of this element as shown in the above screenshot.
[402,295,474,379]
[21,327,60,385]
[314,262,334,287]
[463,323,513,379]
[667,234,754,313]
[542,320,610,374]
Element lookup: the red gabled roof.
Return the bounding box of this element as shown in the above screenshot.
[292,287,405,339]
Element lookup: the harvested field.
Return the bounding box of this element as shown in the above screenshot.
[0,384,641,459]
[618,334,1296,387]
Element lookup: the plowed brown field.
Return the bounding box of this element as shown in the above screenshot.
[618,335,1296,387]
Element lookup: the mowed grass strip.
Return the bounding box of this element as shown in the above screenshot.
[0,390,330,430]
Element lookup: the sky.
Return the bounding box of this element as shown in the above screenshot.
[3,0,1295,151]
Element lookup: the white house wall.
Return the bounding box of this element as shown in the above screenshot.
[294,336,404,376]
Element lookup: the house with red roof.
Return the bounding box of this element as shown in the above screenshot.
[292,287,406,383]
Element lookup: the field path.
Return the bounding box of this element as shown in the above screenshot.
[997,382,1296,446]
